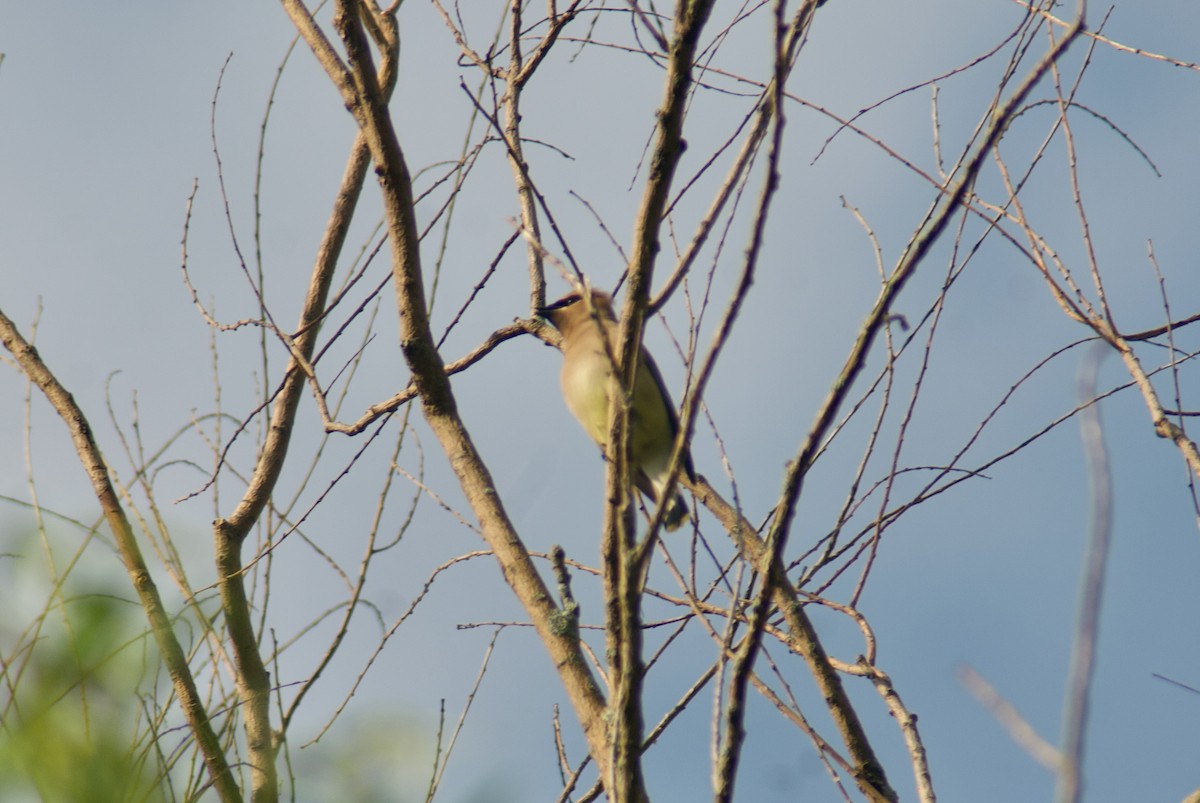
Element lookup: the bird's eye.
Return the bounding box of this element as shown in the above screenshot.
[552,294,583,311]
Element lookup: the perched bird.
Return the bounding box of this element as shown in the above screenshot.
[538,288,695,531]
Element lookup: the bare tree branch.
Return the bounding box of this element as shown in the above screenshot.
[0,310,242,803]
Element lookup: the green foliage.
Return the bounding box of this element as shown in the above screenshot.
[0,575,165,803]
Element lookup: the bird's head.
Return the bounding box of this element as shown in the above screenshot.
[536,289,617,336]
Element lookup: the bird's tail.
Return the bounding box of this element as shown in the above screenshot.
[662,492,690,531]
[637,472,690,532]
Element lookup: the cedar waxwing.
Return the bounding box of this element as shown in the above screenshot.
[538,289,695,531]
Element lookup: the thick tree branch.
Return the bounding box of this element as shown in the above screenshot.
[687,473,900,803]
[209,5,393,799]
[284,0,619,792]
